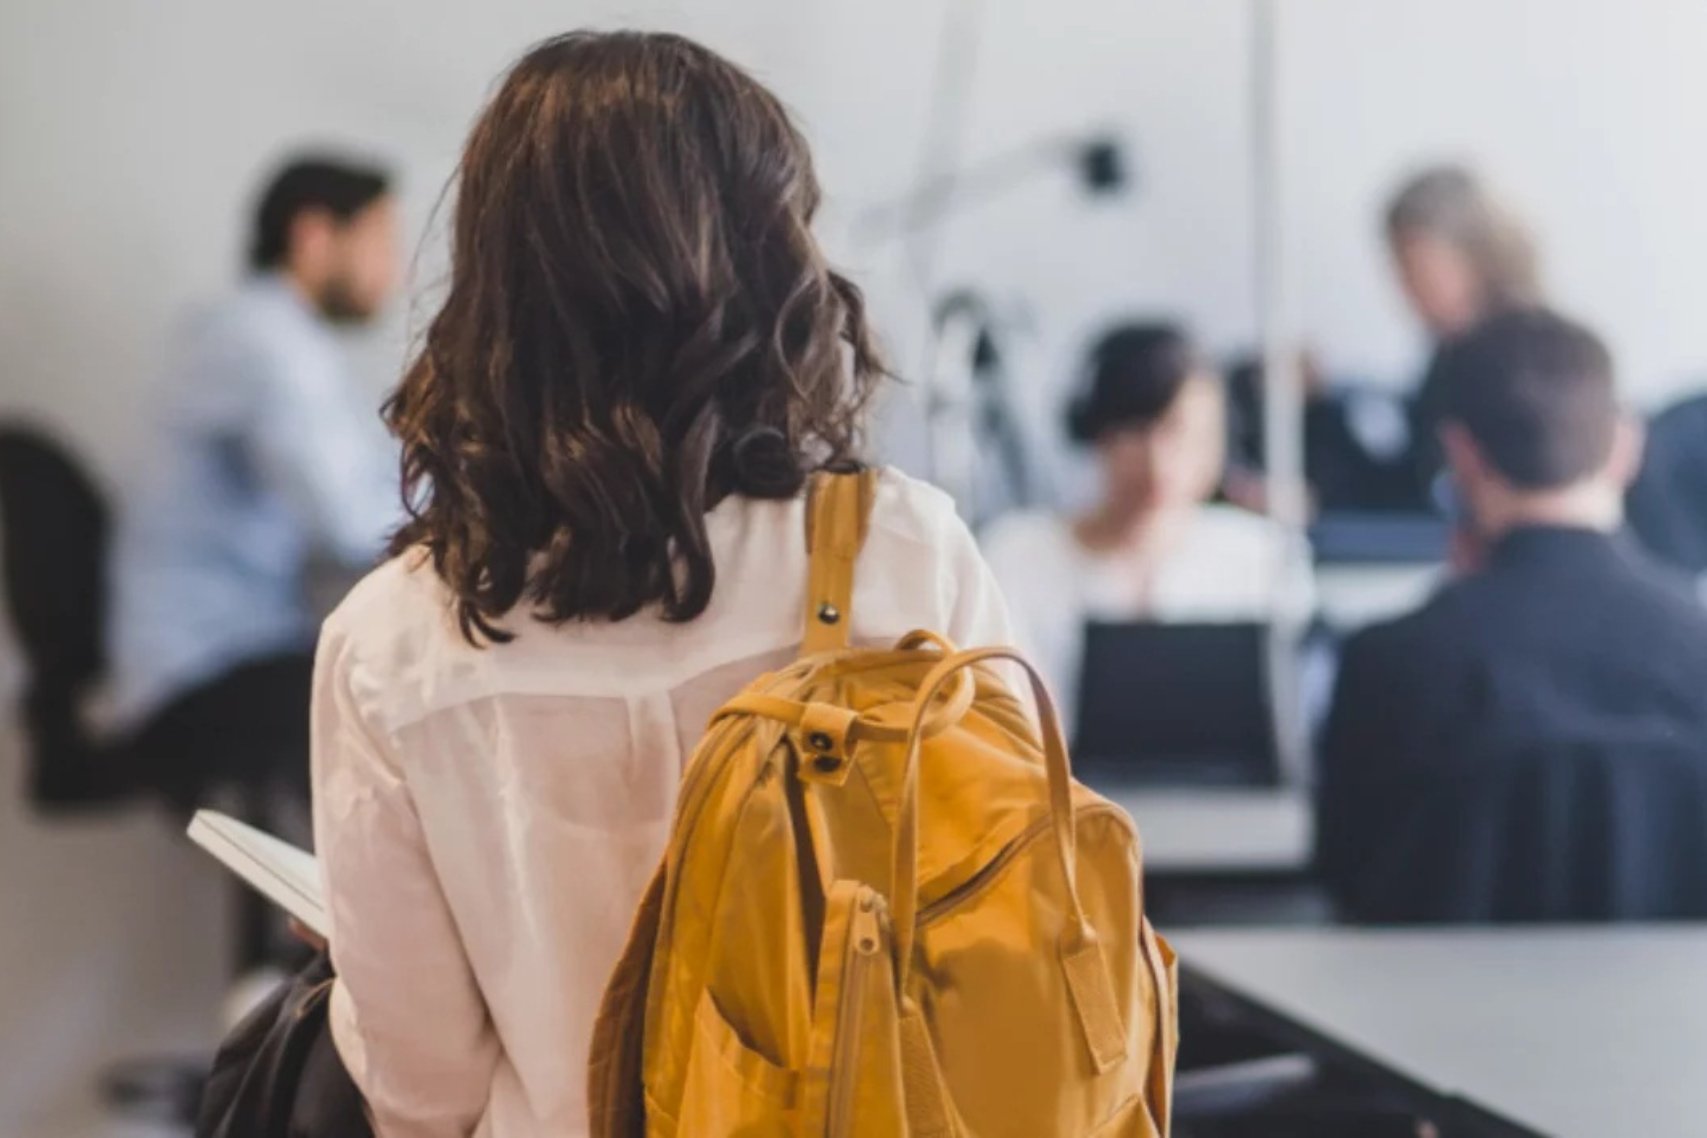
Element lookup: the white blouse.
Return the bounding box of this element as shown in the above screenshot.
[981,504,1313,720]
[311,469,1017,1138]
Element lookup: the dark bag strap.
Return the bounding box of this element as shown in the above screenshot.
[196,951,372,1138]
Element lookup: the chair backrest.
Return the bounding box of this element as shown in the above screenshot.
[1340,728,1707,923]
[1628,391,1707,574]
[0,423,113,805]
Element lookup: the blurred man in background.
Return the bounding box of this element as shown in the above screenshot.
[107,154,401,813]
[1317,309,1707,918]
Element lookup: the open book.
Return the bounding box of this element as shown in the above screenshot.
[187,810,328,939]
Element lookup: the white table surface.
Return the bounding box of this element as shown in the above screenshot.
[1101,787,1313,874]
[1174,926,1707,1138]
[1315,562,1444,629]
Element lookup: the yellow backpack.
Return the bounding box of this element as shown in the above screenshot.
[589,470,1178,1137]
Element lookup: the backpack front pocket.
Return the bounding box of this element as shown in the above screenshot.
[663,989,800,1137]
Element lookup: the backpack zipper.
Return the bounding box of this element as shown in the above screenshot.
[916,804,1130,928]
[829,886,884,1137]
[912,805,1166,1114]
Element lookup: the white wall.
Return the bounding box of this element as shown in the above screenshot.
[0,0,1257,485]
[1280,0,1707,405]
[6,1,1707,469]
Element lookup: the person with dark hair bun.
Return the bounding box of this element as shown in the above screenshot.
[308,32,1018,1135]
[984,321,1311,713]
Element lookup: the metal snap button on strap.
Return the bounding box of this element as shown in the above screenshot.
[798,702,858,785]
[816,602,841,625]
[807,730,841,774]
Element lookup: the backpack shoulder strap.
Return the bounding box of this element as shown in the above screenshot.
[586,862,666,1137]
[801,468,879,655]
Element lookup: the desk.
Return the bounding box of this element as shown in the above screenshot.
[1315,562,1442,630]
[1175,927,1707,1137]
[1101,787,1313,875]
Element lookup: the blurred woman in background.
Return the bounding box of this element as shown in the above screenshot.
[984,322,1310,714]
[1386,164,1543,494]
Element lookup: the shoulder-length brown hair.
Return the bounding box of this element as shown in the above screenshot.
[387,31,884,643]
[1385,164,1542,313]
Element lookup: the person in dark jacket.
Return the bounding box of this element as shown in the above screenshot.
[1318,309,1707,920]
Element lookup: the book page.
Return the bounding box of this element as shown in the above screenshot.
[187,810,328,938]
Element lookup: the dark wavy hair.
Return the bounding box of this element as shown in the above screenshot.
[386,31,885,643]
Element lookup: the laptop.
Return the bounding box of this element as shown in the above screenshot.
[1072,621,1280,788]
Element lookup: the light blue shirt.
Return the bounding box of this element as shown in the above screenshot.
[108,275,399,728]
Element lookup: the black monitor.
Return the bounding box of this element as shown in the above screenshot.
[1073,621,1279,787]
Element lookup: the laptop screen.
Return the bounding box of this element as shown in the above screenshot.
[1073,620,1279,786]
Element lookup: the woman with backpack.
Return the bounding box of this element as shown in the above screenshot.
[310,31,1033,1136]
[308,31,1010,1132]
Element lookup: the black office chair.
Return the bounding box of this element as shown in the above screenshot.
[1,418,301,929]
[1628,390,1707,575]
[0,422,302,1123]
[1322,728,1707,924]
[0,424,133,810]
